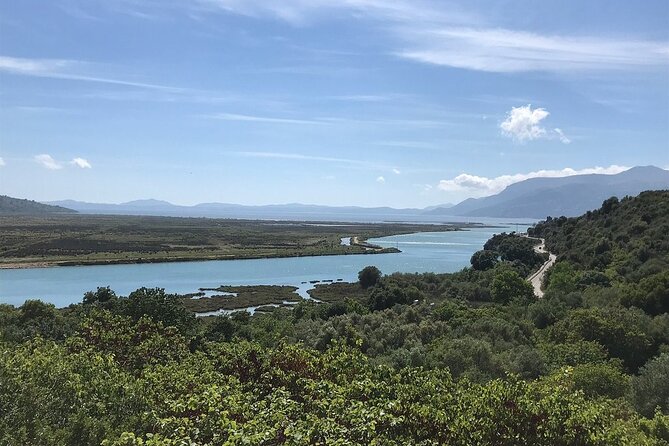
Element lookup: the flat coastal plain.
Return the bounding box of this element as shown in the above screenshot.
[0,214,474,269]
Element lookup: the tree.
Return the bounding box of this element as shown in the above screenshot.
[546,262,579,294]
[470,250,498,271]
[83,286,117,305]
[631,353,669,417]
[121,288,196,335]
[358,266,381,289]
[491,269,534,304]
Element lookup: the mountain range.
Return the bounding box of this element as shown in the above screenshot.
[428,165,669,218]
[17,165,668,220]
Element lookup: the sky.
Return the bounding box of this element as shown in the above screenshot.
[0,0,668,208]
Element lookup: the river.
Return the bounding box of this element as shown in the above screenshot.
[0,222,531,307]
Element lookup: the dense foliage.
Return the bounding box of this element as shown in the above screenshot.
[1,191,668,444]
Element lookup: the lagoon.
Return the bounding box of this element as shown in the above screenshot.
[0,222,530,307]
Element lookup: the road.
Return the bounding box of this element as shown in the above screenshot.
[524,236,557,298]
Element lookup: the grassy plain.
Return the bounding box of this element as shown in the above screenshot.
[0,214,469,268]
[182,285,302,312]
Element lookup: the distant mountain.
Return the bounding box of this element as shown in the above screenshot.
[41,166,669,221]
[422,203,454,211]
[45,199,429,221]
[0,195,76,215]
[428,166,669,219]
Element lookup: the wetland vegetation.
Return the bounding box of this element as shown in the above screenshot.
[0,214,469,269]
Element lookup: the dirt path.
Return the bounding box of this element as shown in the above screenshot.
[524,236,557,298]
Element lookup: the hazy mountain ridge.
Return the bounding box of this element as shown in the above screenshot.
[45,199,429,220]
[42,166,668,220]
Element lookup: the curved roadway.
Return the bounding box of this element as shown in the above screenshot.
[524,236,557,298]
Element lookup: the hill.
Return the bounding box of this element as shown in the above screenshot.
[529,190,669,287]
[429,166,669,218]
[0,195,76,215]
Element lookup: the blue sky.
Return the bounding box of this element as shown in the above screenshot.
[0,0,668,207]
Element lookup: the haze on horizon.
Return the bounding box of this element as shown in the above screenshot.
[0,0,668,207]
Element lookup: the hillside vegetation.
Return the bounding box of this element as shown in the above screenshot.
[0,195,76,215]
[1,192,668,444]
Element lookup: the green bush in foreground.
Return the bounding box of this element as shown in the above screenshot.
[1,317,667,446]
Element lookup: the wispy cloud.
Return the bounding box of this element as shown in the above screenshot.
[397,28,669,73]
[194,0,474,26]
[318,116,448,128]
[34,154,63,170]
[0,157,5,167]
[236,151,363,166]
[234,150,399,173]
[56,2,669,76]
[438,165,629,196]
[500,105,570,144]
[71,157,92,168]
[206,113,324,125]
[554,128,571,144]
[374,141,439,150]
[205,113,450,128]
[0,55,184,91]
[190,2,668,74]
[328,95,391,102]
[376,176,386,183]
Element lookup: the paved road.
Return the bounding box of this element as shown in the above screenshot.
[524,236,557,298]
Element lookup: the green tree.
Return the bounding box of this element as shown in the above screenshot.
[631,353,669,417]
[83,286,117,305]
[470,249,499,271]
[358,266,382,289]
[491,269,534,303]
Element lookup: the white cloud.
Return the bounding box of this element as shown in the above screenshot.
[34,154,63,170]
[34,154,93,170]
[500,105,549,142]
[500,105,570,144]
[0,157,5,167]
[438,165,629,196]
[71,157,92,168]
[376,176,386,183]
[392,168,401,175]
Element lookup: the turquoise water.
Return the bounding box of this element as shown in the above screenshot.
[0,224,529,307]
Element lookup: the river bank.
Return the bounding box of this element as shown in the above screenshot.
[0,225,531,308]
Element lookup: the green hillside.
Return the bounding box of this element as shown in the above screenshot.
[0,195,76,215]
